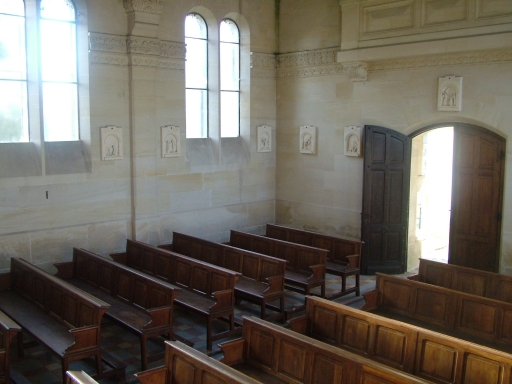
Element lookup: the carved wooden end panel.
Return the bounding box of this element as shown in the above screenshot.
[246,327,274,369]
[311,354,345,383]
[117,271,133,303]
[175,261,191,289]
[423,264,454,289]
[458,298,497,337]
[454,271,488,297]
[266,225,288,241]
[223,249,242,274]
[311,306,339,343]
[260,259,280,280]
[417,339,458,383]
[133,279,149,308]
[191,267,210,295]
[241,255,259,280]
[278,340,308,381]
[380,279,411,312]
[171,355,196,382]
[463,354,506,384]
[414,289,450,326]
[288,231,311,246]
[210,273,230,295]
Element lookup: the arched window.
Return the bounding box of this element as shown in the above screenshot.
[219,19,240,138]
[185,14,208,139]
[40,0,79,141]
[0,0,28,143]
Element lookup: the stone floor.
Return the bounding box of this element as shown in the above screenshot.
[8,272,413,383]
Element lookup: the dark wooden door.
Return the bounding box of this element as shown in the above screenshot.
[449,124,505,272]
[361,126,411,274]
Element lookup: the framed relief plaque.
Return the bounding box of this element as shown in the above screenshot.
[161,125,180,158]
[101,126,123,161]
[344,126,362,157]
[257,125,271,152]
[299,126,316,154]
[438,76,462,112]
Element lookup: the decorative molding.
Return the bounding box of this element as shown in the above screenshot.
[130,56,184,70]
[277,61,368,81]
[277,49,338,68]
[250,52,276,78]
[89,33,127,53]
[90,52,129,66]
[127,36,161,55]
[161,41,186,59]
[123,0,164,14]
[369,49,512,71]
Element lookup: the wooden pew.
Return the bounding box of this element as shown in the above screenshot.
[54,248,180,370]
[65,371,98,384]
[266,223,361,299]
[229,230,328,298]
[362,273,512,355]
[136,340,262,384]
[0,311,21,383]
[111,239,240,352]
[160,232,287,321]
[289,296,512,383]
[0,258,110,383]
[409,258,512,303]
[219,316,432,384]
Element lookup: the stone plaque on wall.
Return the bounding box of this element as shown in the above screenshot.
[257,125,272,152]
[344,126,362,157]
[101,126,123,161]
[161,125,180,157]
[299,126,316,154]
[438,76,463,112]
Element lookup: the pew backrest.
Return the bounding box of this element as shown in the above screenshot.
[230,230,327,275]
[299,296,512,384]
[171,232,287,283]
[414,258,512,303]
[266,223,361,265]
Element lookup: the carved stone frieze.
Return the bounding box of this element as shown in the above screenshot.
[130,56,185,70]
[123,0,164,14]
[127,36,161,55]
[250,52,276,78]
[90,52,130,66]
[369,49,512,71]
[160,41,186,59]
[277,49,338,68]
[277,61,367,82]
[89,33,127,53]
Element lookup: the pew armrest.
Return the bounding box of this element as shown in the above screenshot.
[219,338,244,366]
[308,264,326,282]
[407,274,420,281]
[110,252,127,265]
[263,275,284,295]
[345,254,360,269]
[209,289,234,312]
[361,290,379,311]
[65,326,100,354]
[54,261,74,279]
[143,306,173,331]
[287,315,308,334]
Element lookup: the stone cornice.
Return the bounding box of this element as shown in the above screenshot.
[89,33,186,68]
[369,49,512,71]
[123,0,164,14]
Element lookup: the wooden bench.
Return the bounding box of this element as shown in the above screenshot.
[66,371,98,384]
[0,310,21,383]
[362,273,512,355]
[409,258,512,303]
[0,258,110,383]
[160,232,287,321]
[54,248,180,370]
[219,316,431,384]
[289,295,512,383]
[136,340,262,384]
[266,223,361,299]
[229,230,328,298]
[111,239,240,352]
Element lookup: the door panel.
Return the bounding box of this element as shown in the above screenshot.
[449,124,505,272]
[362,126,411,274]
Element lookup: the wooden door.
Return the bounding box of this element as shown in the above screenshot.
[449,124,505,272]
[361,126,411,274]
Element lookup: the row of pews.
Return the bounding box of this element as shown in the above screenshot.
[0,222,511,383]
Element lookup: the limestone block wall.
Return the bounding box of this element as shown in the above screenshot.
[276,0,512,273]
[0,0,277,271]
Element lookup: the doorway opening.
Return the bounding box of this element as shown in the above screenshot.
[408,127,454,271]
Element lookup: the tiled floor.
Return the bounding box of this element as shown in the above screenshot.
[8,273,408,383]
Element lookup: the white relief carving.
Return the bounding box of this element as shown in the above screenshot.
[299,126,317,155]
[161,126,180,158]
[101,126,123,161]
[127,37,161,55]
[123,0,164,14]
[89,33,127,53]
[250,53,277,69]
[90,53,129,66]
[277,49,338,68]
[277,62,367,81]
[160,41,186,59]
[257,125,272,153]
[369,49,512,71]
[344,126,362,157]
[438,76,462,112]
[130,56,184,70]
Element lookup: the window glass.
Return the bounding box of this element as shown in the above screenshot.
[220,19,240,138]
[40,0,79,141]
[0,0,28,143]
[185,14,208,138]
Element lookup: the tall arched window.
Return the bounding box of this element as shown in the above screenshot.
[185,14,208,139]
[0,0,28,143]
[219,19,240,138]
[40,0,79,141]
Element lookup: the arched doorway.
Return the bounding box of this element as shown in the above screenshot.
[361,123,505,274]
